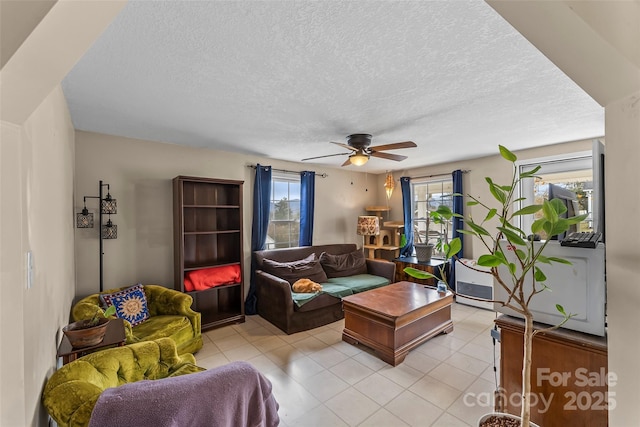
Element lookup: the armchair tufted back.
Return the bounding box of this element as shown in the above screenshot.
[43,338,200,427]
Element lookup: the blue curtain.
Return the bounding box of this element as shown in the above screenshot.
[400,177,414,257]
[449,169,464,290]
[244,165,272,315]
[299,171,315,246]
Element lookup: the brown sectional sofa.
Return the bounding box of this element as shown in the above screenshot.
[254,244,396,334]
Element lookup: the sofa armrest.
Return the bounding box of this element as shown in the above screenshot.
[255,270,294,313]
[366,259,396,282]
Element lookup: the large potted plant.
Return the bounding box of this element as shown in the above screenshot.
[414,214,435,262]
[405,146,585,427]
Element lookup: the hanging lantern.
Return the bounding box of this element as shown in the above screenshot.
[384,172,395,199]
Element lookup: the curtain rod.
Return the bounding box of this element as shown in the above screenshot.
[247,164,328,178]
[406,169,470,180]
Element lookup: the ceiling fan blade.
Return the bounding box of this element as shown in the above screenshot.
[370,151,408,162]
[369,141,417,152]
[301,152,350,161]
[330,141,357,151]
[341,158,352,167]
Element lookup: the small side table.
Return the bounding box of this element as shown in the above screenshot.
[57,318,126,365]
[393,257,447,286]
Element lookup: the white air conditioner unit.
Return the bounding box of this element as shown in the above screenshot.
[455,259,494,310]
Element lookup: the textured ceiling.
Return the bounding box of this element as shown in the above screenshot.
[62,0,604,173]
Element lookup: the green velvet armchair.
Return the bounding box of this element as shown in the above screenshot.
[43,338,205,427]
[72,284,203,355]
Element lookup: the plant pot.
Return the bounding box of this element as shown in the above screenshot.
[62,318,110,348]
[478,412,540,427]
[414,243,434,262]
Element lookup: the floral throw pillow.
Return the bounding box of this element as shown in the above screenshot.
[101,283,150,326]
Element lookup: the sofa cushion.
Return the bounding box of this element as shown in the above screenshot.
[327,274,391,293]
[101,284,150,326]
[132,315,193,345]
[262,253,328,285]
[291,282,354,308]
[319,250,367,278]
[293,292,342,312]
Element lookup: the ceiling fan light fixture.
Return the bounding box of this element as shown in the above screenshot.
[349,152,369,166]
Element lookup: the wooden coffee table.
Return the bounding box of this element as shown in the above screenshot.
[342,281,453,366]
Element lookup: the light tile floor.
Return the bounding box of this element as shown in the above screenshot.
[196,302,501,426]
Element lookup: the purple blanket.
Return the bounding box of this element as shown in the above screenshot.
[88,361,279,427]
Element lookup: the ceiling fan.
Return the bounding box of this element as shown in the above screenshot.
[301,134,417,166]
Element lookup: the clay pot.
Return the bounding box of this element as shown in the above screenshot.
[478,413,540,427]
[62,318,110,348]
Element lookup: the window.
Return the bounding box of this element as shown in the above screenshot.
[517,151,598,239]
[411,178,453,257]
[266,174,301,249]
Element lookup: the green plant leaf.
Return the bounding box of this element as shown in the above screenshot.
[484,208,497,222]
[534,267,547,282]
[515,249,527,261]
[466,220,491,236]
[549,198,567,216]
[435,205,453,217]
[493,248,508,264]
[509,262,516,275]
[549,221,570,236]
[497,227,527,246]
[403,267,436,280]
[499,145,517,162]
[519,165,541,178]
[531,218,546,234]
[547,256,572,265]
[542,200,559,223]
[502,220,524,232]
[537,255,551,264]
[104,305,117,317]
[565,213,589,225]
[467,200,479,206]
[556,304,567,316]
[512,205,543,216]
[457,229,477,236]
[487,178,507,204]
[477,254,503,267]
[446,238,462,259]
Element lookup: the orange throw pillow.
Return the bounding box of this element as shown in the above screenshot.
[184,265,241,291]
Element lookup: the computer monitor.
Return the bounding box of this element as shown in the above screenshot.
[548,183,579,241]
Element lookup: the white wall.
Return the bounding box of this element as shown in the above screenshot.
[0,2,125,425]
[604,90,640,427]
[0,86,76,427]
[74,131,378,297]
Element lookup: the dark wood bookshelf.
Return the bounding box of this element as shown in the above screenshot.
[173,176,245,330]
